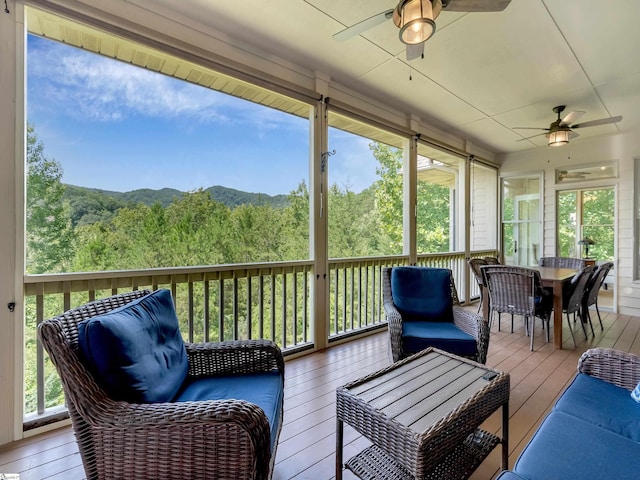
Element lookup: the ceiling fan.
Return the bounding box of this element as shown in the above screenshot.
[333,0,512,61]
[557,170,591,180]
[513,105,623,147]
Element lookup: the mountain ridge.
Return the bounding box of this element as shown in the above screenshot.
[63,184,290,226]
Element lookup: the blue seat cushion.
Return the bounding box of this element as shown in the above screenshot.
[401,321,477,357]
[513,411,640,480]
[391,267,453,322]
[78,289,188,403]
[174,371,284,450]
[554,373,640,442]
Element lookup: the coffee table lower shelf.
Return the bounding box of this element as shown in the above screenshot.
[345,429,501,480]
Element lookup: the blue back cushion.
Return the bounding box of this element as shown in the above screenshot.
[77,289,188,403]
[391,267,453,322]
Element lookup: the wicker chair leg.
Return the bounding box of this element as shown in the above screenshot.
[544,315,550,343]
[529,316,534,351]
[577,311,588,340]
[510,313,514,333]
[585,308,595,337]
[595,300,604,330]
[566,313,577,347]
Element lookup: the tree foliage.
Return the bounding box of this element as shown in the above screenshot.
[26,124,74,274]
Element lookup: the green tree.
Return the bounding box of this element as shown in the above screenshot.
[416,180,450,253]
[371,142,452,254]
[372,143,403,253]
[26,124,74,273]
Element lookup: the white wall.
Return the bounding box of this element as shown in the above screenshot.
[499,131,640,316]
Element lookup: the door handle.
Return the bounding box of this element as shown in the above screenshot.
[514,240,518,253]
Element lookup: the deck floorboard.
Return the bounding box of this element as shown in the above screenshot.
[1,305,637,480]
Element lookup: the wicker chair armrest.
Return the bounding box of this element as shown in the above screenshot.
[577,348,640,391]
[88,398,273,479]
[185,339,284,378]
[452,307,489,364]
[384,301,404,362]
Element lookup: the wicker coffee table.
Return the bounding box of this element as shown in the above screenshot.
[336,348,510,480]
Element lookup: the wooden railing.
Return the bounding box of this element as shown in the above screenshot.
[23,250,495,423]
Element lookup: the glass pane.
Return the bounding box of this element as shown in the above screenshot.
[502,223,515,265]
[582,188,614,261]
[502,177,539,222]
[501,176,541,266]
[557,191,578,257]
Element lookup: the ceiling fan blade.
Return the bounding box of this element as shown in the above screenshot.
[442,0,511,12]
[333,9,394,41]
[406,43,424,61]
[571,116,623,129]
[569,130,579,139]
[560,110,585,126]
[512,127,550,131]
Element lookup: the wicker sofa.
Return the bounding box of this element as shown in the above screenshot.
[39,289,284,480]
[497,348,640,480]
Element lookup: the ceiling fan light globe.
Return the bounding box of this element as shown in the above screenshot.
[548,129,570,147]
[396,0,436,45]
[400,19,435,44]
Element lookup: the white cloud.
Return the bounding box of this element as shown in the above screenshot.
[27,37,291,126]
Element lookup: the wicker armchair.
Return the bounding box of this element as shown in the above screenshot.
[38,290,285,480]
[383,267,489,364]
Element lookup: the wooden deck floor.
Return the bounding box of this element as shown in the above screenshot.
[1,305,639,479]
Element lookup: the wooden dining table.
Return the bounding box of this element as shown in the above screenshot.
[482,266,578,350]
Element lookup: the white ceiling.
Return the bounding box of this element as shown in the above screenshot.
[139,0,640,155]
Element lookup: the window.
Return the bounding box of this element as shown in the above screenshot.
[557,188,614,261]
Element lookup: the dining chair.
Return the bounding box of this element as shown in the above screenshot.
[468,258,488,313]
[562,265,596,345]
[483,256,501,265]
[582,262,614,333]
[539,256,586,269]
[482,265,553,351]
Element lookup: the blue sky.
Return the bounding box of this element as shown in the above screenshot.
[27,35,378,196]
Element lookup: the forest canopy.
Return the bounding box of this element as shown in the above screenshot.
[26,124,453,274]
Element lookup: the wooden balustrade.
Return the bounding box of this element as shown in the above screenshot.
[23,251,495,425]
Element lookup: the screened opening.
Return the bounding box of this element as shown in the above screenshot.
[327,111,407,258]
[26,6,313,275]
